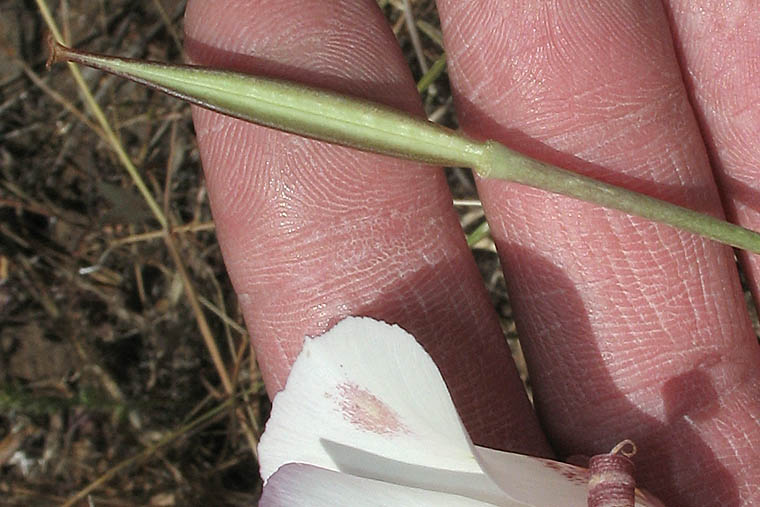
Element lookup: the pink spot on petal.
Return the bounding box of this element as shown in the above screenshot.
[334,382,409,435]
[539,457,589,485]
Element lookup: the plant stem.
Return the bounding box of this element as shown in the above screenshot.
[478,141,760,252]
[47,38,760,254]
[417,53,447,93]
[466,220,491,248]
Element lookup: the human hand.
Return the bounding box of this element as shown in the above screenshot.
[183,2,760,505]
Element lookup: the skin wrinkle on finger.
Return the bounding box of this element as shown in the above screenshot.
[194,111,279,226]
[236,291,290,394]
[663,0,760,310]
[440,0,756,384]
[200,131,452,278]
[438,1,759,504]
[185,0,551,455]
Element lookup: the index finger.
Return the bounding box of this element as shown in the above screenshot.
[184,0,549,455]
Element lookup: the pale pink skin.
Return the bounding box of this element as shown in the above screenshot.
[183,1,760,506]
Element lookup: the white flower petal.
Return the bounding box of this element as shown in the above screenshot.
[258,316,663,506]
[259,463,499,507]
[473,445,663,506]
[474,446,588,506]
[257,317,506,503]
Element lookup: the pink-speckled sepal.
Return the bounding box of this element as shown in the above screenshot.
[587,440,665,507]
[588,451,635,507]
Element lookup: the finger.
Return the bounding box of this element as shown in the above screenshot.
[184,0,549,454]
[437,1,760,505]
[663,3,760,318]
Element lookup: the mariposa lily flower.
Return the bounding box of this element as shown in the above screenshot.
[257,317,664,506]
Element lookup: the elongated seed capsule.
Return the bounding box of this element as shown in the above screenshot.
[47,36,483,170]
[48,36,760,254]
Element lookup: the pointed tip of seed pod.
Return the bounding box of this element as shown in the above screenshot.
[45,32,67,69]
